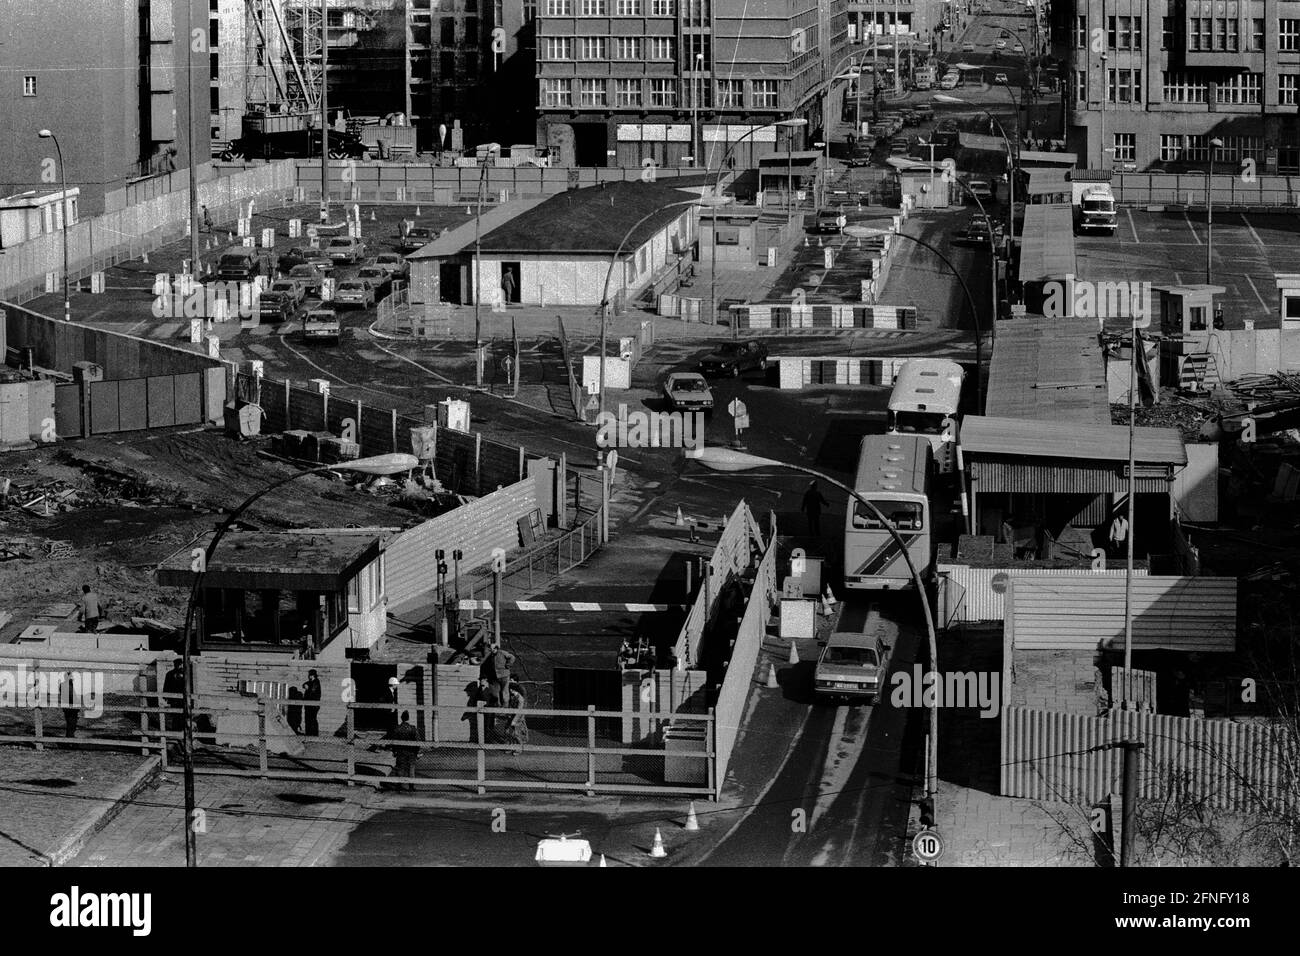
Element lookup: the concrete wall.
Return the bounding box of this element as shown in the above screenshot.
[1171,443,1219,523]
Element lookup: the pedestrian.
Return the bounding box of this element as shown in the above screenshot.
[383,711,421,790]
[162,657,185,737]
[61,672,79,739]
[201,204,212,232]
[465,677,501,743]
[79,584,101,634]
[485,644,517,708]
[500,267,516,305]
[1109,514,1129,556]
[801,480,829,537]
[384,676,400,732]
[303,669,321,737]
[286,685,303,734]
[503,683,529,755]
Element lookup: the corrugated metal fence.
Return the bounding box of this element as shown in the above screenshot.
[1001,706,1294,812]
[1113,172,1300,207]
[936,565,1148,625]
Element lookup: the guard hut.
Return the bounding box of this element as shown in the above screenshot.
[758,151,823,207]
[960,415,1187,560]
[156,530,391,662]
[1154,284,1228,392]
[1019,168,1072,205]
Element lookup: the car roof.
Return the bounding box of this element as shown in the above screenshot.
[824,632,879,649]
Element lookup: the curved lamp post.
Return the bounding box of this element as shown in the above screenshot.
[596,196,731,417]
[37,130,71,324]
[709,118,808,335]
[845,224,985,411]
[690,446,940,801]
[177,452,419,866]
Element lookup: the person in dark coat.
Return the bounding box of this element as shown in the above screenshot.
[162,658,186,735]
[302,669,322,737]
[61,672,79,738]
[384,676,400,732]
[383,711,421,790]
[485,645,517,711]
[801,480,830,537]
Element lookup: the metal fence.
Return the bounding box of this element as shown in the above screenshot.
[465,503,606,601]
[1001,705,1295,812]
[556,317,588,423]
[0,691,716,797]
[1113,172,1300,207]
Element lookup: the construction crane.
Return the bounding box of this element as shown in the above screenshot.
[244,0,320,113]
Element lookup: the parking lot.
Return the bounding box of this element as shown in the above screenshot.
[1076,209,1300,328]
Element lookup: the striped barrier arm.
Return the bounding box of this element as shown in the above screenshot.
[458,600,687,612]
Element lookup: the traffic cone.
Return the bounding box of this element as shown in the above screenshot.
[370,210,376,221]
[649,828,667,858]
[822,584,837,614]
[803,237,809,247]
[415,206,421,216]
[675,507,685,526]
[817,236,823,247]
[767,662,779,688]
[141,250,149,265]
[684,802,700,831]
[788,641,799,664]
[599,854,607,867]
[466,205,472,215]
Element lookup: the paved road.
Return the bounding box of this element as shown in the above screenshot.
[698,598,924,866]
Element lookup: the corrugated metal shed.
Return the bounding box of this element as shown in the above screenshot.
[962,415,1187,465]
[985,315,1109,424]
[969,461,1173,494]
[157,531,383,591]
[938,564,1147,623]
[1005,575,1237,652]
[1018,203,1075,283]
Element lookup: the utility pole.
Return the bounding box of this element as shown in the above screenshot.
[187,1,200,295]
[1122,315,1136,705]
[474,160,485,386]
[1119,740,1144,867]
[320,0,330,223]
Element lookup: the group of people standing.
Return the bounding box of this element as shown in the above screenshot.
[463,644,529,752]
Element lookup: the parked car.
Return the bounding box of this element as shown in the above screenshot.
[814,631,891,704]
[913,104,935,122]
[397,226,436,254]
[662,372,715,414]
[288,263,329,297]
[326,236,368,264]
[962,41,976,52]
[889,137,910,155]
[278,246,316,272]
[995,38,1007,49]
[333,279,376,309]
[1013,42,1024,53]
[901,109,919,126]
[257,292,296,324]
[993,72,1009,84]
[357,266,394,300]
[367,252,410,282]
[267,278,306,310]
[699,340,769,377]
[940,72,960,90]
[303,308,340,344]
[812,208,844,233]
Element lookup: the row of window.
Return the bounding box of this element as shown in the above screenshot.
[1156,134,1264,162]
[545,35,677,59]
[1073,70,1271,106]
[542,76,778,107]
[1074,14,1294,52]
[543,0,676,14]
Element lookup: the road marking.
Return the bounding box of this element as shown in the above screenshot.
[1241,212,1266,250]
[365,339,457,383]
[1244,273,1271,313]
[1183,212,1203,245]
[152,321,181,339]
[1125,207,1139,243]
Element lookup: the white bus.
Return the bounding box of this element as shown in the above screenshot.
[887,358,964,474]
[843,434,933,592]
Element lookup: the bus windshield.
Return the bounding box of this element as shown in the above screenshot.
[889,410,948,435]
[852,499,924,530]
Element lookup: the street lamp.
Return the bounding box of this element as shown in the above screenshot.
[710,119,807,333]
[596,196,731,417]
[693,52,704,169]
[1206,137,1223,284]
[690,446,940,800]
[846,224,986,411]
[176,452,419,866]
[37,130,70,323]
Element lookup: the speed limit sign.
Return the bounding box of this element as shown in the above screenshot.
[912,829,944,863]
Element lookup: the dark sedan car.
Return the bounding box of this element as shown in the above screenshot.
[699,340,769,377]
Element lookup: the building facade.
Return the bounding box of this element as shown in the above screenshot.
[0,0,212,216]
[536,0,850,167]
[1057,0,1300,172]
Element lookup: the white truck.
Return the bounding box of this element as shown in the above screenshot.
[1071,179,1117,236]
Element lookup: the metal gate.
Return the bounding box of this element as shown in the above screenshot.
[553,667,623,738]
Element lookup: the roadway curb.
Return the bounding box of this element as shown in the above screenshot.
[46,755,161,867]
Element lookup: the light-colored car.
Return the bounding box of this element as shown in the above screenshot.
[993,72,1009,84]
[814,632,890,704]
[288,263,328,296]
[995,39,1007,49]
[962,41,975,52]
[303,308,340,344]
[1013,42,1024,53]
[966,179,995,202]
[333,279,376,308]
[662,372,715,413]
[356,266,394,300]
[366,252,410,282]
[326,236,368,264]
[267,278,306,309]
[940,72,960,90]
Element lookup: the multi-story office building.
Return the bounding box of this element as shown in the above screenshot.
[0,0,211,215]
[536,0,850,167]
[1056,0,1300,172]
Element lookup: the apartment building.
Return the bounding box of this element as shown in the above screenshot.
[1058,0,1300,172]
[536,0,850,167]
[0,0,211,215]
